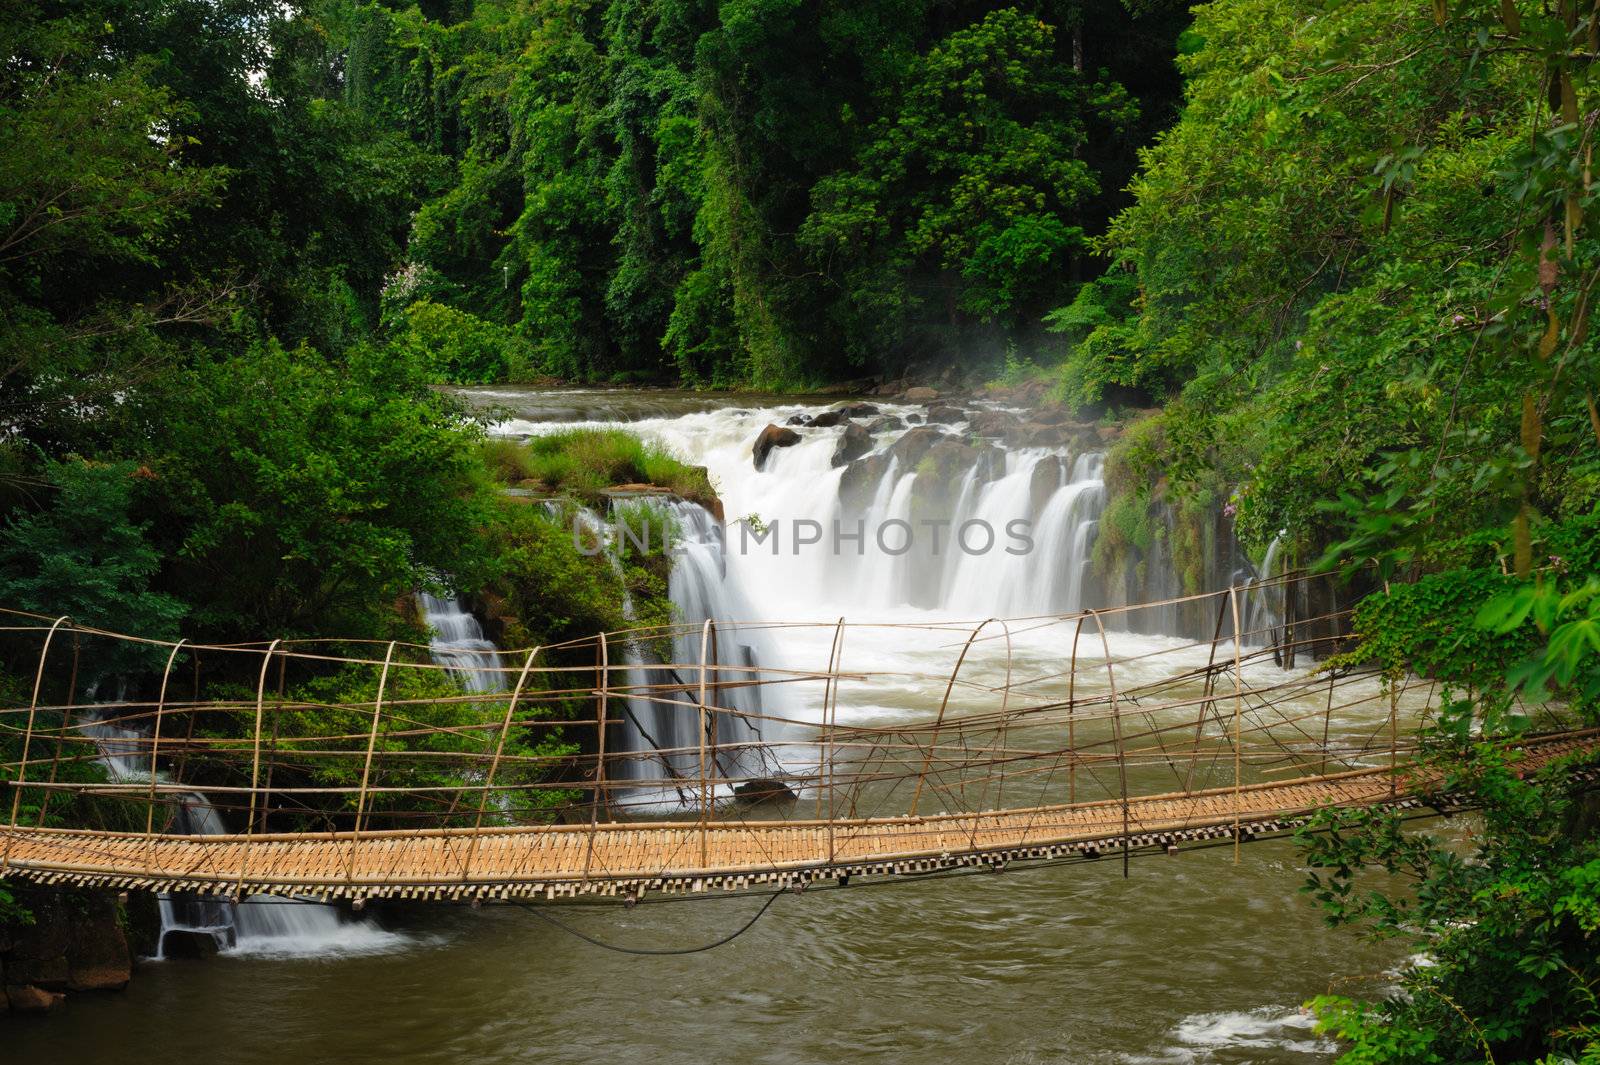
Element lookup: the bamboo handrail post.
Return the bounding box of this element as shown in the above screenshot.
[1067,615,1085,805]
[592,634,610,828]
[1088,610,1130,878]
[143,639,188,874]
[345,640,397,885]
[35,632,81,826]
[256,651,289,833]
[1229,586,1244,862]
[462,646,541,882]
[910,619,993,816]
[3,616,71,874]
[697,619,712,868]
[235,638,282,902]
[1184,592,1230,794]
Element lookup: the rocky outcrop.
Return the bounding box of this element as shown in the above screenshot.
[902,386,940,403]
[924,405,965,425]
[831,422,873,468]
[884,426,948,471]
[1029,456,1065,515]
[3,888,133,1013]
[751,423,801,470]
[839,452,891,510]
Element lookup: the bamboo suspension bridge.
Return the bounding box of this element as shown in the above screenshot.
[2,577,1596,906]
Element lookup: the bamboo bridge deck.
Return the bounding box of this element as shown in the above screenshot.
[3,729,1598,901]
[3,579,1597,904]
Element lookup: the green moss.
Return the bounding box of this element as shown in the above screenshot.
[481,429,718,511]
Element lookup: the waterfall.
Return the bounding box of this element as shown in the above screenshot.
[418,592,506,693]
[1243,531,1288,647]
[77,705,402,958]
[576,498,785,807]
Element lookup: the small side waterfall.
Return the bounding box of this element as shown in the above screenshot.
[418,592,506,693]
[1243,532,1288,647]
[78,704,402,958]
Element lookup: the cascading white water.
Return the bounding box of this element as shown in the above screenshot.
[1244,531,1288,646]
[570,498,787,805]
[417,592,506,693]
[77,704,403,958]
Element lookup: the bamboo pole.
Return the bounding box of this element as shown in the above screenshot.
[235,638,282,901]
[2,616,70,874]
[462,646,541,882]
[1229,586,1244,862]
[144,639,188,874]
[1087,610,1130,878]
[34,632,80,826]
[910,619,994,816]
[345,641,397,883]
[697,619,713,868]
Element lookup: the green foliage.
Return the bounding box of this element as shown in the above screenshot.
[0,460,186,675]
[393,299,533,383]
[485,429,716,509]
[140,339,494,640]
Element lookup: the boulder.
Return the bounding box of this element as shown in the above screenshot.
[831,422,873,468]
[839,452,892,511]
[836,402,881,419]
[924,405,965,425]
[885,426,947,471]
[5,985,64,1013]
[1007,422,1071,449]
[1032,406,1072,425]
[65,894,131,991]
[1029,456,1065,515]
[967,410,1015,438]
[751,424,802,470]
[733,778,799,805]
[902,386,940,403]
[808,409,848,429]
[865,415,905,433]
[785,414,810,426]
[159,930,221,960]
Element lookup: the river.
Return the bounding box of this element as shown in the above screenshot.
[5,387,1421,1063]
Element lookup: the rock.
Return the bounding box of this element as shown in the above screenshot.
[733,778,799,805]
[902,386,940,403]
[866,415,905,433]
[159,929,221,960]
[123,892,163,960]
[808,409,848,429]
[1096,424,1121,442]
[5,985,64,1012]
[967,410,1015,438]
[839,452,891,511]
[1033,406,1072,425]
[837,402,880,419]
[904,412,924,424]
[785,414,810,426]
[831,422,873,468]
[872,380,904,396]
[1007,422,1071,449]
[65,894,131,991]
[1029,456,1065,514]
[885,426,947,471]
[924,405,965,425]
[751,424,802,470]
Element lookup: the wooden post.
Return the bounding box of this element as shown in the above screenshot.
[1067,614,1085,804]
[462,646,541,882]
[256,651,289,833]
[910,619,993,817]
[592,634,610,827]
[345,641,397,883]
[1088,610,1131,878]
[1229,586,1244,862]
[1183,592,1230,794]
[815,618,845,865]
[2,616,70,875]
[35,632,81,826]
[697,619,713,869]
[583,637,609,883]
[144,639,188,874]
[235,639,282,901]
